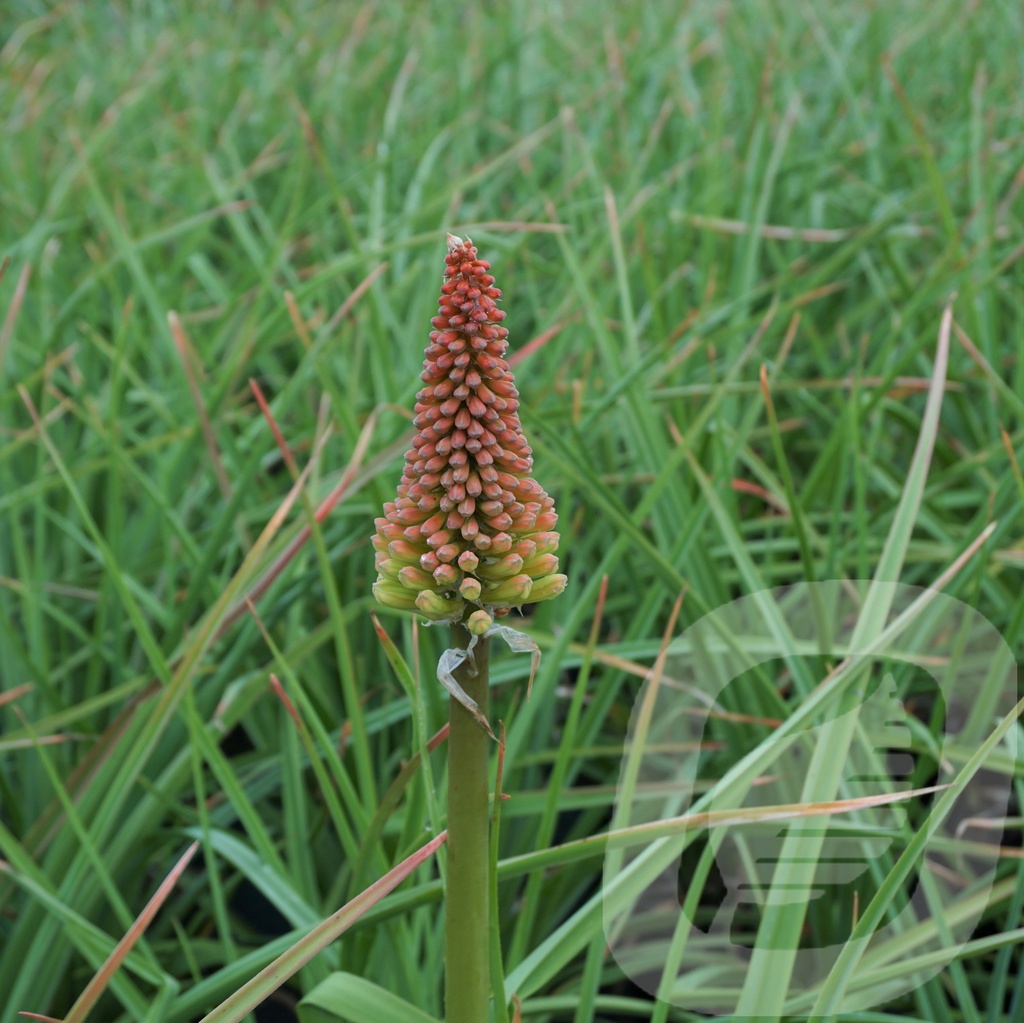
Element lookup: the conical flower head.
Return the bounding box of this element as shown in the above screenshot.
[373,234,567,629]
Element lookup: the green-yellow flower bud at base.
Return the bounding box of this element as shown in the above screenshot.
[415,589,463,618]
[373,580,421,611]
[467,610,493,636]
[521,553,560,579]
[475,553,524,581]
[527,532,559,556]
[432,564,459,588]
[488,533,513,554]
[523,573,568,603]
[481,574,533,605]
[388,539,426,561]
[509,539,537,561]
[398,566,437,591]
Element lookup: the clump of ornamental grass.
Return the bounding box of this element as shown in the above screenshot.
[373,234,566,1023]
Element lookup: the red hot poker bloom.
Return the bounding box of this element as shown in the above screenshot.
[373,234,566,633]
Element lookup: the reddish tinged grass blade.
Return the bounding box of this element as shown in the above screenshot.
[731,475,787,511]
[0,259,30,368]
[365,723,448,842]
[506,318,573,368]
[612,589,687,836]
[270,674,303,730]
[284,290,313,351]
[0,683,33,708]
[323,261,389,335]
[611,783,952,844]
[250,378,299,477]
[168,311,235,508]
[197,832,448,1023]
[999,423,1024,506]
[952,319,1024,416]
[58,842,199,1023]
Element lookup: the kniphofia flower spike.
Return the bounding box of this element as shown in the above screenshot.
[372,234,566,634]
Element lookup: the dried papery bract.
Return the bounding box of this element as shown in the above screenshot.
[372,234,567,636]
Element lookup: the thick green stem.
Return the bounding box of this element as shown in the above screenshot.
[445,625,491,1023]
